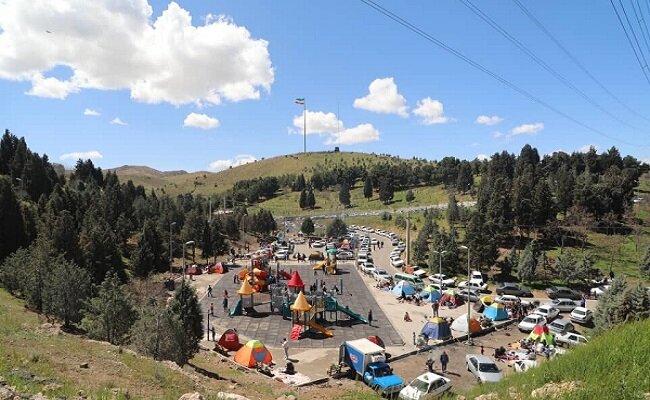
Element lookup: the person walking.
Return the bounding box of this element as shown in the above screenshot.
[222,297,229,313]
[207,285,213,298]
[580,294,586,308]
[432,300,439,317]
[440,351,449,374]
[224,289,229,298]
[426,357,434,372]
[367,309,374,327]
[210,302,215,317]
[211,326,216,341]
[281,338,290,360]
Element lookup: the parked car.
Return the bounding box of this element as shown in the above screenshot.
[494,295,522,306]
[427,283,446,292]
[312,240,326,248]
[546,298,578,313]
[533,305,560,321]
[470,270,484,282]
[549,319,575,335]
[337,251,354,260]
[458,289,480,303]
[570,307,593,324]
[361,262,377,275]
[458,280,489,292]
[465,354,503,383]
[429,274,457,287]
[518,314,547,332]
[513,360,538,373]
[496,283,533,297]
[373,269,392,283]
[398,372,452,400]
[390,257,405,268]
[590,285,610,298]
[555,332,589,347]
[546,286,582,300]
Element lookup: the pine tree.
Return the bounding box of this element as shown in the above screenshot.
[131,301,184,363]
[168,283,204,365]
[517,241,538,283]
[456,161,473,193]
[43,257,90,327]
[363,175,373,201]
[556,252,578,284]
[307,189,316,209]
[79,213,123,284]
[301,217,315,235]
[292,174,306,192]
[378,177,394,205]
[405,189,415,203]
[447,192,459,227]
[200,220,213,264]
[624,284,650,321]
[298,189,307,209]
[210,221,229,260]
[82,272,137,345]
[0,176,27,260]
[594,278,628,333]
[131,219,165,277]
[640,247,650,278]
[326,218,347,238]
[339,181,351,207]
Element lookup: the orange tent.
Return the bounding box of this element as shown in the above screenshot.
[233,340,273,367]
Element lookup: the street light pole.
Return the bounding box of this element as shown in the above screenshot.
[459,245,472,344]
[432,250,448,282]
[183,240,195,282]
[169,222,177,274]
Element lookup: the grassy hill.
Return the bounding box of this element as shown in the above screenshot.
[111,151,416,196]
[465,318,650,399]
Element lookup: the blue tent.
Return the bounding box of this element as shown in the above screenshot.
[392,280,417,297]
[420,317,452,340]
[423,288,442,302]
[482,303,509,321]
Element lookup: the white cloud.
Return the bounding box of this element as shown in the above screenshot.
[413,97,449,125]
[183,112,220,129]
[476,154,489,161]
[208,154,257,172]
[325,123,380,145]
[110,117,127,126]
[292,111,342,135]
[0,1,274,106]
[353,77,408,117]
[60,150,103,161]
[577,144,598,153]
[509,122,544,136]
[476,115,503,126]
[493,131,504,138]
[83,108,100,116]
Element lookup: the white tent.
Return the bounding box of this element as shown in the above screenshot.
[450,313,481,334]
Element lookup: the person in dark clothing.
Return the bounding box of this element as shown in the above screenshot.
[367,310,373,326]
[211,326,216,341]
[222,297,229,312]
[210,302,214,317]
[425,357,434,372]
[440,351,449,373]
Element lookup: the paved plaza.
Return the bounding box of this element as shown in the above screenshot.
[201,261,404,348]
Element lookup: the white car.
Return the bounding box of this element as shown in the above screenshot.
[570,307,593,324]
[373,269,391,282]
[533,305,560,321]
[361,262,377,274]
[371,238,379,245]
[390,257,405,268]
[427,283,445,292]
[546,298,578,313]
[556,332,589,347]
[518,314,547,332]
[429,273,456,287]
[458,280,488,292]
[590,285,610,298]
[398,372,452,399]
[513,360,538,373]
[465,354,503,384]
[312,240,326,248]
[494,295,522,306]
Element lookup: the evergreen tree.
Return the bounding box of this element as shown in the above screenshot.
[640,247,650,278]
[168,283,204,365]
[210,221,229,260]
[624,284,650,321]
[79,213,123,284]
[131,300,185,363]
[0,176,27,260]
[298,189,307,209]
[307,189,316,209]
[556,252,578,284]
[464,212,498,269]
[447,192,459,227]
[363,175,373,200]
[326,218,347,238]
[82,272,137,345]
[339,182,351,207]
[0,247,31,295]
[456,161,473,193]
[378,177,394,205]
[405,189,415,203]
[43,257,90,327]
[131,219,165,277]
[292,174,306,192]
[300,217,315,235]
[517,241,538,283]
[200,220,213,264]
[594,278,628,333]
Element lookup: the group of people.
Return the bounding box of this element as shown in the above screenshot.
[425,350,450,374]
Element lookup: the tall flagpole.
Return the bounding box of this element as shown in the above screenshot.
[303,99,307,153]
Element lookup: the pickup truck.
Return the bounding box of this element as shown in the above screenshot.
[340,339,404,396]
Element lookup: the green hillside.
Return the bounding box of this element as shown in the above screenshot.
[112,151,415,196]
[465,318,650,399]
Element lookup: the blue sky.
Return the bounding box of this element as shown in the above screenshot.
[1,0,650,172]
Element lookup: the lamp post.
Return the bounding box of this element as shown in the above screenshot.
[169,222,177,274]
[432,250,448,282]
[183,240,195,282]
[459,245,472,344]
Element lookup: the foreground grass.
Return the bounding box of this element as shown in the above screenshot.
[465,318,650,399]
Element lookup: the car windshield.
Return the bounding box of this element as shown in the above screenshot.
[523,317,536,323]
[574,310,585,315]
[411,378,429,392]
[373,367,390,377]
[479,363,499,373]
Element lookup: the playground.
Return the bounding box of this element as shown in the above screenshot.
[204,260,404,349]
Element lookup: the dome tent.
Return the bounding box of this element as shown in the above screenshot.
[234,340,273,367]
[483,303,509,321]
[450,313,482,334]
[392,280,417,297]
[420,317,452,340]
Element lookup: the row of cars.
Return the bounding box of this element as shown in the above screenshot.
[515,297,591,346]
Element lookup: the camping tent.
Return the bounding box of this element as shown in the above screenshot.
[422,286,442,301]
[233,340,273,367]
[420,317,452,340]
[528,324,555,345]
[217,329,241,351]
[367,335,386,348]
[473,301,486,313]
[392,280,417,297]
[439,292,465,307]
[483,303,509,321]
[450,313,482,334]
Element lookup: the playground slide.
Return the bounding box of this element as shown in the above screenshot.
[229,299,242,317]
[289,324,302,340]
[336,304,369,324]
[307,319,334,337]
[313,260,327,270]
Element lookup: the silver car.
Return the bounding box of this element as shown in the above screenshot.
[547,298,578,313]
[465,354,503,383]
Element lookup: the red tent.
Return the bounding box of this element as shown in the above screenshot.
[217,328,241,351]
[367,336,385,348]
[287,271,305,289]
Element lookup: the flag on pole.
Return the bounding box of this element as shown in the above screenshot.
[295,98,305,105]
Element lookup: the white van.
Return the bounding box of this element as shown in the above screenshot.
[394,272,425,290]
